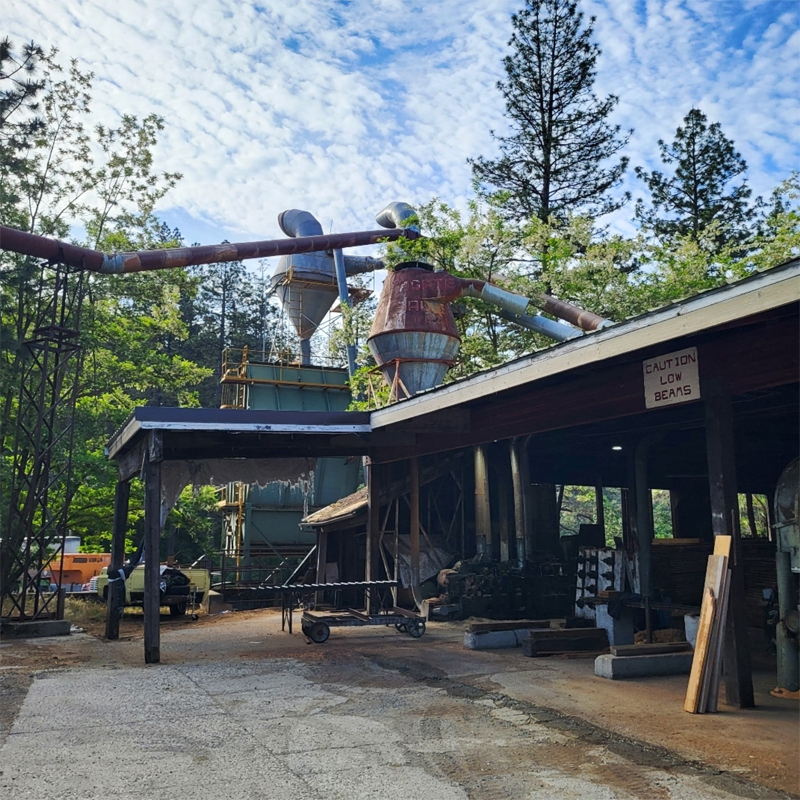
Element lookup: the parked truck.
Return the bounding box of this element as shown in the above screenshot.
[96,564,210,616]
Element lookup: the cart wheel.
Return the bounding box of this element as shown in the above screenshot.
[308,621,330,643]
[406,620,426,638]
[394,622,408,633]
[301,622,311,637]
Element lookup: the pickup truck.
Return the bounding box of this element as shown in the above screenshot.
[95,564,211,616]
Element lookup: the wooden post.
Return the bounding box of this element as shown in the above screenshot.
[365,459,381,613]
[410,457,421,591]
[595,481,605,537]
[105,479,130,640]
[498,466,511,563]
[143,433,163,664]
[704,375,754,708]
[634,438,655,599]
[315,531,328,606]
[510,439,526,563]
[474,445,491,558]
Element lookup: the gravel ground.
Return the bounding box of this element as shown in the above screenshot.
[0,609,797,800]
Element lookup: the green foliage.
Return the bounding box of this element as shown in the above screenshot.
[164,485,220,563]
[470,0,631,224]
[635,108,753,249]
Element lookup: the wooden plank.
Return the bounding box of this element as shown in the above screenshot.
[684,551,727,715]
[525,634,609,657]
[699,555,729,712]
[529,628,607,640]
[685,586,716,713]
[468,620,554,633]
[703,536,733,711]
[706,568,732,713]
[612,642,692,657]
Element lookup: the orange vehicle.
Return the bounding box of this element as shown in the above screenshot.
[45,552,111,591]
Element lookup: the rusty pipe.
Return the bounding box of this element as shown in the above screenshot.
[453,277,609,332]
[0,224,419,275]
[535,294,609,332]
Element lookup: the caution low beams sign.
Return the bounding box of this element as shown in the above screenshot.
[642,347,700,409]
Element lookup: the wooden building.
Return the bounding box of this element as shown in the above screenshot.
[105,259,799,706]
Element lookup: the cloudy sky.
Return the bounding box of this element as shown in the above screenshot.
[6,0,799,250]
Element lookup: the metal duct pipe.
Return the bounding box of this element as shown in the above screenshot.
[278,209,324,238]
[332,247,358,378]
[455,277,610,333]
[0,223,418,274]
[496,309,581,342]
[375,201,419,232]
[537,294,610,332]
[344,255,384,275]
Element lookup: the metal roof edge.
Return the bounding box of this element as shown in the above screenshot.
[371,260,799,429]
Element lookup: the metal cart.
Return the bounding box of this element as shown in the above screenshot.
[259,580,426,643]
[301,605,426,643]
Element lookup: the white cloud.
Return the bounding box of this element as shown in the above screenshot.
[5,0,798,251]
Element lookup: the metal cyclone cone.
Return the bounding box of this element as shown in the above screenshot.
[367,262,461,400]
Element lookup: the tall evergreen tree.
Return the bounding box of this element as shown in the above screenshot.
[635,108,753,247]
[470,0,631,224]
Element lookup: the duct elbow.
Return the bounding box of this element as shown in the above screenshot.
[278,209,324,238]
[344,255,383,275]
[375,201,418,232]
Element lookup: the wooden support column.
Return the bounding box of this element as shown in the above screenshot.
[315,531,328,606]
[510,439,527,564]
[595,481,605,536]
[105,479,130,641]
[143,432,163,665]
[474,445,491,558]
[410,457,421,590]
[634,438,655,599]
[365,459,381,613]
[704,375,754,708]
[497,467,511,563]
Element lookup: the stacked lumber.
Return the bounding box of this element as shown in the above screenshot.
[612,642,691,656]
[684,537,732,714]
[741,538,776,625]
[523,627,609,657]
[652,539,713,605]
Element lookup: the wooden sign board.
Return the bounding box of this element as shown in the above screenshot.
[643,347,700,409]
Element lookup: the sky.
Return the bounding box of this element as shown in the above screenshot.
[5,0,800,254]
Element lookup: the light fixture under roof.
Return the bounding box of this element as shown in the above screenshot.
[611,445,623,451]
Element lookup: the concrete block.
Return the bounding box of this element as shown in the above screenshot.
[206,590,233,614]
[595,603,634,646]
[463,629,529,650]
[594,652,694,679]
[0,619,71,639]
[684,613,699,649]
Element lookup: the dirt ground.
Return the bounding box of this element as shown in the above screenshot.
[1,606,798,799]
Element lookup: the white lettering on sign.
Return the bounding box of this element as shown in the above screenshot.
[642,347,700,409]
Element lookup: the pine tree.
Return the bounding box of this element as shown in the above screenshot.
[470,0,631,224]
[635,108,753,247]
